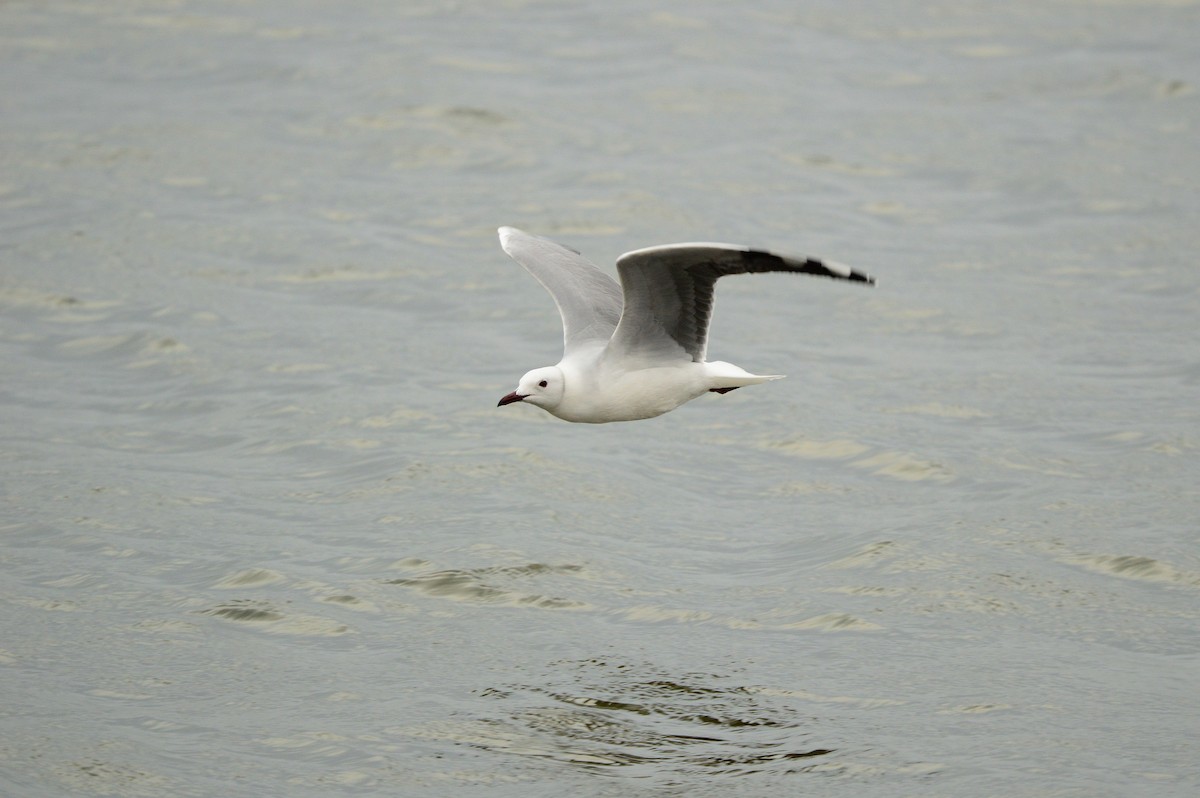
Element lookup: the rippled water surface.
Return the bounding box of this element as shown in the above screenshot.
[3,1,1199,796]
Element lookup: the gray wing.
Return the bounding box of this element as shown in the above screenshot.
[610,242,874,363]
[498,227,624,356]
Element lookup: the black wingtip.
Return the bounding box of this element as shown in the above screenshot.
[793,255,875,286]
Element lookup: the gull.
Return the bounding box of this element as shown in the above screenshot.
[496,226,874,423]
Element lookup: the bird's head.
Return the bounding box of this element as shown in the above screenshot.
[497,366,564,412]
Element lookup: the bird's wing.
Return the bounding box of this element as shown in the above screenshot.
[609,242,874,363]
[499,227,624,357]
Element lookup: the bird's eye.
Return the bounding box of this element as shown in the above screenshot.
[538,380,548,388]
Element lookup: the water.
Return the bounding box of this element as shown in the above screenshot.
[3,1,1199,796]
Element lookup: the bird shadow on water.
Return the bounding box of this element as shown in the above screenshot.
[422,658,838,785]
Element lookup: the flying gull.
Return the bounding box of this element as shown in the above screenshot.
[496,226,873,423]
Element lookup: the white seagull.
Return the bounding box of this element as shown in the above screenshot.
[496,226,874,423]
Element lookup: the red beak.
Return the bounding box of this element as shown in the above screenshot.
[497,391,527,407]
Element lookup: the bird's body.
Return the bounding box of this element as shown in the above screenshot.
[546,354,764,423]
[496,227,873,423]
[557,358,706,423]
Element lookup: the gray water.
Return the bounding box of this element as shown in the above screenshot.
[3,1,1199,796]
